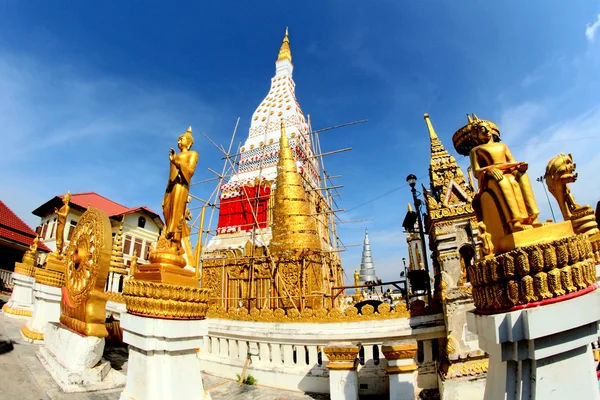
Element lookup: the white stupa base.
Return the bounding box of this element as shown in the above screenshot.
[37,322,125,392]
[22,283,62,343]
[2,272,35,319]
[467,288,600,400]
[119,312,209,400]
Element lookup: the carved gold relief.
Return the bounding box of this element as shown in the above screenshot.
[206,301,409,323]
[442,359,489,379]
[469,234,597,311]
[323,343,361,370]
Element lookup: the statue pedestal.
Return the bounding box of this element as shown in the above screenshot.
[2,271,35,319]
[37,322,125,392]
[119,312,208,400]
[467,288,600,400]
[22,282,62,343]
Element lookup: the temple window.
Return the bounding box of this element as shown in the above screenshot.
[41,223,48,239]
[137,216,146,229]
[123,235,132,254]
[133,237,143,257]
[144,241,152,261]
[67,220,77,240]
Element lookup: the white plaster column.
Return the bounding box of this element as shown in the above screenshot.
[467,288,600,400]
[324,342,361,400]
[23,282,62,342]
[2,271,35,319]
[119,312,209,400]
[382,341,418,400]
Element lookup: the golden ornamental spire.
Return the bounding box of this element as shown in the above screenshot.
[424,113,447,156]
[277,27,292,63]
[270,120,320,253]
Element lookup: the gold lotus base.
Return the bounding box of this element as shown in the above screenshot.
[35,268,64,288]
[123,279,210,319]
[497,221,573,254]
[60,290,109,338]
[21,324,44,341]
[45,252,65,274]
[14,262,35,277]
[469,233,597,311]
[2,303,32,317]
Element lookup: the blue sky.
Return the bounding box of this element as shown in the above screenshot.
[1,1,600,283]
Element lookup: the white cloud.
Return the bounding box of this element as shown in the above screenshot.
[585,14,600,42]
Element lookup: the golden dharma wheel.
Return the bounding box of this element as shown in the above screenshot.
[64,208,112,307]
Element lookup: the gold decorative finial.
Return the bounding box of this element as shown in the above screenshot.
[467,114,473,124]
[408,203,413,212]
[277,27,292,63]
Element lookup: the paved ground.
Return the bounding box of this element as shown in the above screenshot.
[0,295,328,400]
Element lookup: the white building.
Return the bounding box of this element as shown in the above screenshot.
[32,192,163,290]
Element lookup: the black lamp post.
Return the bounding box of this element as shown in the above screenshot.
[406,174,432,303]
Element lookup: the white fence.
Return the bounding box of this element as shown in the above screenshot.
[0,269,13,290]
[199,313,445,396]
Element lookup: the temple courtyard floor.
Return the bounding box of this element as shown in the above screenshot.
[0,295,328,400]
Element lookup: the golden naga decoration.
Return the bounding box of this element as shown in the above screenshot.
[205,301,410,323]
[60,208,112,337]
[452,114,598,312]
[545,153,599,236]
[135,126,199,288]
[55,191,71,255]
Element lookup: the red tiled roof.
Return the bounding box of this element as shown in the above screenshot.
[59,192,130,216]
[0,200,51,251]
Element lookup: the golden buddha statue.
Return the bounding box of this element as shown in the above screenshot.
[129,249,138,277]
[21,236,39,266]
[55,191,71,255]
[162,127,199,252]
[466,116,541,233]
[354,269,360,287]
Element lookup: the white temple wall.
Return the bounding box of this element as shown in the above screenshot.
[199,313,445,395]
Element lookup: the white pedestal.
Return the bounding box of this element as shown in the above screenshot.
[119,312,209,400]
[37,322,126,392]
[3,272,35,318]
[329,369,358,400]
[23,283,62,343]
[467,289,600,400]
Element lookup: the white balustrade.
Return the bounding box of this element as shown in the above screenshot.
[199,312,445,395]
[0,268,14,289]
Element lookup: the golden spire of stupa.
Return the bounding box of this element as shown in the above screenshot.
[277,27,292,63]
[424,113,449,156]
[109,224,127,274]
[270,120,320,253]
